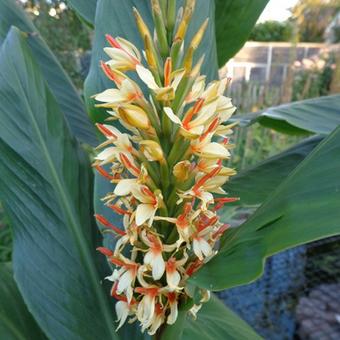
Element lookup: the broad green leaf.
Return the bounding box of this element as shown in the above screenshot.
[66,0,97,25]
[0,27,117,339]
[225,135,323,205]
[215,0,269,66]
[84,0,218,122]
[0,263,46,340]
[190,125,340,290]
[0,0,97,146]
[235,95,340,135]
[182,295,262,340]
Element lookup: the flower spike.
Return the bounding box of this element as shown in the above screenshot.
[93,0,238,335]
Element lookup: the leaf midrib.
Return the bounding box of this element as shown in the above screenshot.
[9,36,116,339]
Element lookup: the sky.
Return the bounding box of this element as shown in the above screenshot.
[257,0,300,23]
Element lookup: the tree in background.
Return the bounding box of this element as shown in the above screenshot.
[249,20,293,42]
[21,0,91,88]
[292,0,340,42]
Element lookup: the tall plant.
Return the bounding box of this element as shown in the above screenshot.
[0,0,340,339]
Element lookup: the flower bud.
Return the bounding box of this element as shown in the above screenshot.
[118,104,150,130]
[140,140,164,162]
[173,160,191,181]
[190,19,209,50]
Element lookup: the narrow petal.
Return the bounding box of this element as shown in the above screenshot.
[115,301,130,330]
[167,301,178,325]
[136,203,155,226]
[114,179,137,196]
[166,270,181,290]
[200,142,230,159]
[136,65,159,90]
[95,89,124,103]
[152,253,165,280]
[164,107,182,125]
[117,269,133,294]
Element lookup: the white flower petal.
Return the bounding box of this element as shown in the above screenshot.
[95,89,124,103]
[135,203,155,226]
[152,253,165,280]
[136,65,159,90]
[115,301,130,331]
[199,238,212,257]
[95,147,117,162]
[114,179,137,196]
[163,107,182,125]
[167,301,178,325]
[104,47,129,61]
[171,70,185,90]
[200,142,230,159]
[117,269,133,294]
[193,238,203,260]
[166,270,181,290]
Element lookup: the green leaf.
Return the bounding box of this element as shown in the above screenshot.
[84,0,218,122]
[225,135,323,205]
[0,27,117,339]
[182,295,262,340]
[66,0,97,26]
[235,95,340,135]
[0,263,46,340]
[190,125,340,290]
[215,0,269,66]
[0,0,97,146]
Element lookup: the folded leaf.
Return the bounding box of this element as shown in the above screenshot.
[190,125,340,290]
[0,27,117,339]
[0,263,47,340]
[183,295,262,340]
[215,0,269,66]
[0,0,97,146]
[225,135,323,205]
[66,0,97,25]
[234,95,340,135]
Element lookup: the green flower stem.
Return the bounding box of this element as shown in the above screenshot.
[159,0,167,19]
[170,38,183,68]
[161,111,172,151]
[160,160,170,195]
[137,152,161,187]
[172,75,195,113]
[167,0,177,36]
[152,0,169,58]
[168,137,190,168]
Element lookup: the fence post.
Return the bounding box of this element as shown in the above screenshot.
[265,44,273,82]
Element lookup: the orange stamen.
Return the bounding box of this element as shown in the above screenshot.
[166,258,177,273]
[120,153,141,176]
[212,224,230,239]
[135,287,159,297]
[109,204,131,215]
[214,197,240,211]
[167,292,177,303]
[186,259,203,277]
[95,214,126,236]
[96,123,117,139]
[95,165,115,181]
[96,247,113,257]
[164,57,172,87]
[182,98,205,127]
[100,61,122,85]
[193,164,222,191]
[105,34,121,48]
[155,303,164,315]
[199,117,219,141]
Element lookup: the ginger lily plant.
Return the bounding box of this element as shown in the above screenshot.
[92,1,238,334]
[0,0,340,339]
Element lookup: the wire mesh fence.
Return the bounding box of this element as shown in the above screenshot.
[218,235,340,340]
